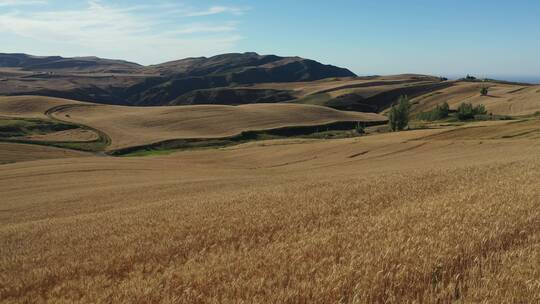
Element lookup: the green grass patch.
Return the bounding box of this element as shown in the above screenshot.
[413,113,514,124]
[300,130,359,139]
[117,130,361,157]
[50,140,110,152]
[473,114,513,121]
[115,148,181,157]
[0,117,78,138]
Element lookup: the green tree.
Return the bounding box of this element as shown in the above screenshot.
[388,95,410,131]
[457,102,474,120]
[438,101,450,119]
[355,122,366,135]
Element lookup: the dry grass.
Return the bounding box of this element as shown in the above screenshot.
[422,119,540,140]
[1,115,539,303]
[0,142,90,164]
[19,129,99,142]
[411,82,540,116]
[48,102,384,150]
[0,96,84,118]
[237,75,438,98]
[0,96,385,151]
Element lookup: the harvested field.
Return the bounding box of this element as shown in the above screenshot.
[0,96,83,118]
[48,102,385,150]
[0,96,386,153]
[411,82,540,116]
[245,75,438,97]
[421,119,540,140]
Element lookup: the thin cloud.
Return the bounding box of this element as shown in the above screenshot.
[0,0,46,6]
[184,5,248,17]
[0,1,246,64]
[169,22,239,35]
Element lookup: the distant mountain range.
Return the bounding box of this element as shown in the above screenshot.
[0,53,140,73]
[0,52,356,106]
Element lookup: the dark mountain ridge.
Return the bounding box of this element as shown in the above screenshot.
[0,53,141,73]
[0,52,356,106]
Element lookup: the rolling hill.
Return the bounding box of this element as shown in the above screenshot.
[49,102,385,151]
[410,81,540,116]
[1,82,539,303]
[0,52,356,106]
[1,53,539,117]
[0,95,386,154]
[0,53,140,73]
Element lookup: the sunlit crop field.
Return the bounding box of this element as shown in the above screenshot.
[1,116,539,303]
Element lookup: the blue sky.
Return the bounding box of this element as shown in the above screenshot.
[1,0,539,79]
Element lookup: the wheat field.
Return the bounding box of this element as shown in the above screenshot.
[0,142,89,164]
[0,96,385,151]
[1,115,539,303]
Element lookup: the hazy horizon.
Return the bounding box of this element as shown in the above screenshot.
[4,50,540,84]
[1,0,539,78]
[3,50,540,84]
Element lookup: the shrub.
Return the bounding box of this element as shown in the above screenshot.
[388,95,410,131]
[480,87,489,96]
[457,102,487,120]
[474,104,487,115]
[416,102,449,121]
[355,122,366,135]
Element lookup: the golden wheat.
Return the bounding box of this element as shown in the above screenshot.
[0,109,539,303]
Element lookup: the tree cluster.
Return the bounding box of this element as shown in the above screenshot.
[457,102,487,120]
